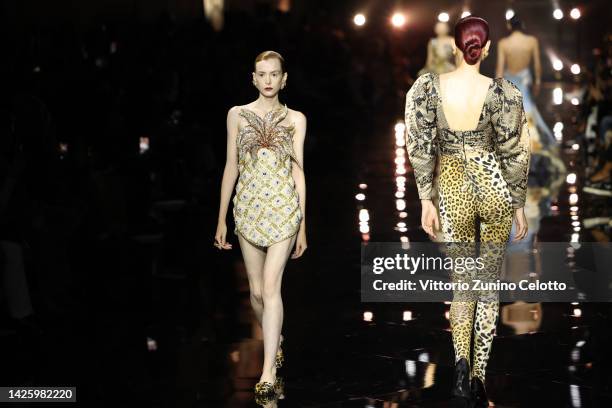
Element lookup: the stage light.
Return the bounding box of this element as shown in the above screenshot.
[570,8,581,19]
[359,208,370,222]
[359,183,368,189]
[354,13,366,26]
[571,63,581,75]
[391,12,406,28]
[569,193,578,204]
[553,87,563,105]
[438,12,449,23]
[395,122,406,132]
[571,98,580,106]
[566,173,577,184]
[505,9,515,20]
[461,10,471,18]
[359,223,370,234]
[363,311,374,321]
[553,8,564,20]
[355,193,365,201]
[552,58,563,71]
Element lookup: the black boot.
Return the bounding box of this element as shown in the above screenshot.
[471,377,488,408]
[451,358,471,399]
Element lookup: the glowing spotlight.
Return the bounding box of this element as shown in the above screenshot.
[363,311,374,322]
[571,97,580,106]
[438,12,449,23]
[570,8,581,19]
[553,87,563,105]
[391,12,406,28]
[354,13,366,27]
[553,8,564,20]
[569,193,578,204]
[552,58,563,71]
[461,10,471,18]
[359,209,370,222]
[355,193,366,201]
[505,9,515,20]
[573,308,582,317]
[566,173,577,184]
[571,64,581,75]
[403,310,413,321]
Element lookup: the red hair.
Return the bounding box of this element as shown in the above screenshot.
[454,16,489,65]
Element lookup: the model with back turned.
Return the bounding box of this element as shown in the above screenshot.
[405,16,530,407]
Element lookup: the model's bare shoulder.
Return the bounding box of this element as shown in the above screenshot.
[528,35,538,47]
[227,105,242,117]
[288,108,307,124]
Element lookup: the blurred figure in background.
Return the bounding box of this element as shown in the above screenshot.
[418,21,456,76]
[497,14,566,210]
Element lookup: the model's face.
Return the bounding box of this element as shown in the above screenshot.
[252,58,286,97]
[435,22,449,36]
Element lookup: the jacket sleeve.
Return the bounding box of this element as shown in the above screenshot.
[491,79,531,209]
[404,73,438,200]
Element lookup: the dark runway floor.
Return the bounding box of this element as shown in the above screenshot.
[2,82,611,408]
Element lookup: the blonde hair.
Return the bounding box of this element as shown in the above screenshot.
[254,50,286,73]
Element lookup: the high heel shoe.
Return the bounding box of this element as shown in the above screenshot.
[471,377,489,408]
[275,336,284,369]
[254,381,277,405]
[451,357,471,400]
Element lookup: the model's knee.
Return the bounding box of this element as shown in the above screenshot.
[262,283,281,301]
[250,290,263,306]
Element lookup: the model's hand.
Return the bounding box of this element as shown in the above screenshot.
[421,199,440,240]
[214,222,232,250]
[291,229,307,259]
[512,207,528,241]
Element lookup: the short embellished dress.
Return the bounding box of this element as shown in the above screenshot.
[232,105,302,247]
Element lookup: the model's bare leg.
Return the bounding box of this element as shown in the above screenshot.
[259,234,296,383]
[237,234,266,325]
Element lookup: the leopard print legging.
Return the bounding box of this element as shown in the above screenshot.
[438,154,514,381]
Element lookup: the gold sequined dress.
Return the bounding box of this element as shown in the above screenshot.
[232,105,302,247]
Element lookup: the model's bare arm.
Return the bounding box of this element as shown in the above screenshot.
[291,111,307,258]
[532,38,542,83]
[495,40,506,78]
[532,37,542,95]
[214,107,240,249]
